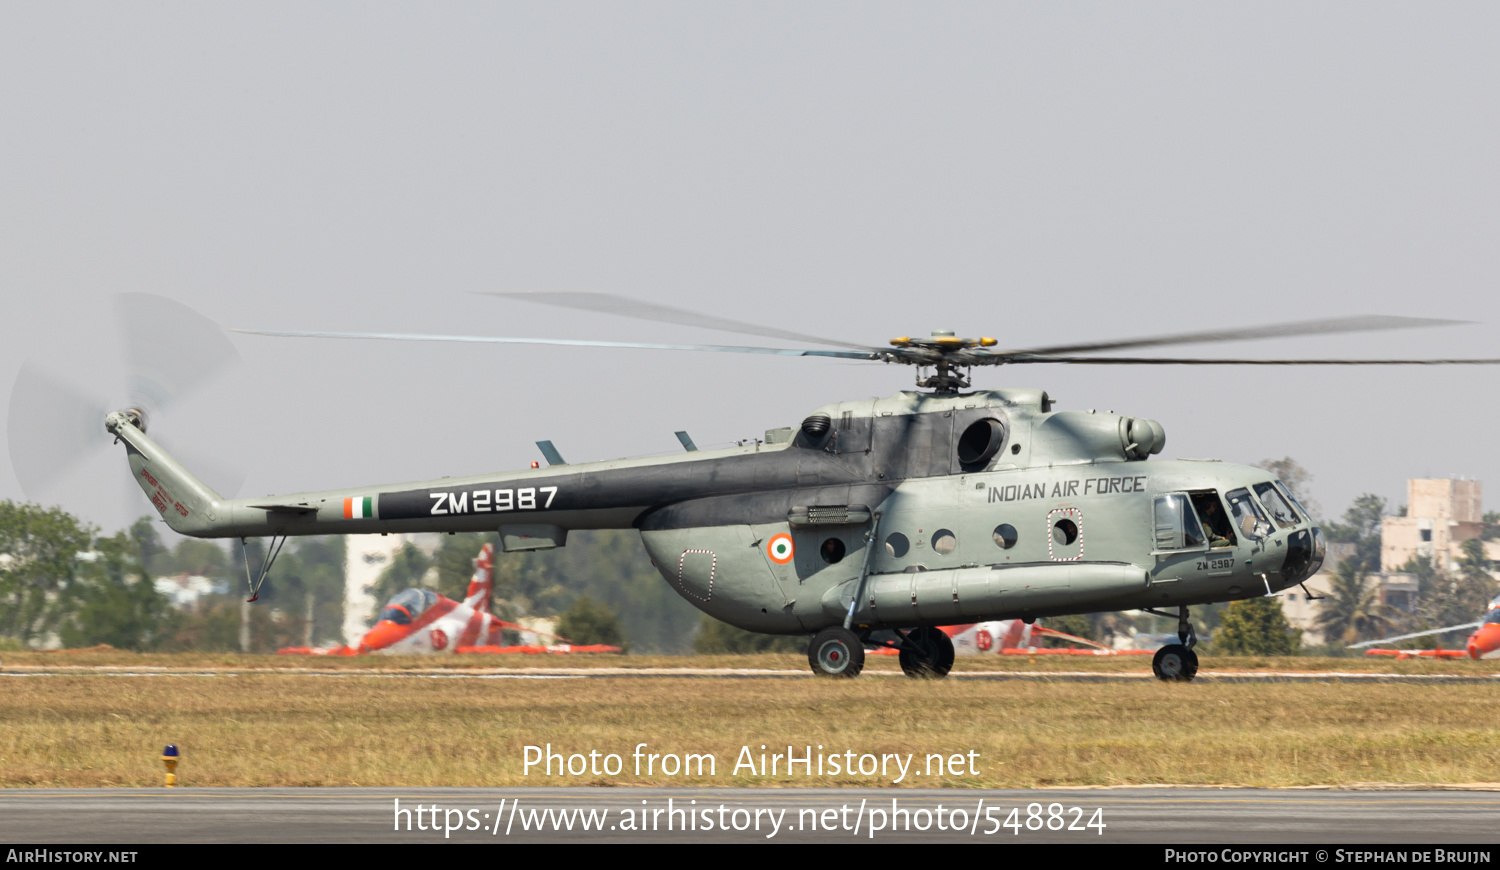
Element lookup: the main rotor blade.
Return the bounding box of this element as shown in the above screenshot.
[482,291,876,351]
[115,293,241,418]
[993,315,1467,358]
[231,328,881,360]
[7,362,109,498]
[995,356,1500,365]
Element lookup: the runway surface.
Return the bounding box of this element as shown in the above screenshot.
[2,666,1497,682]
[2,787,1497,843]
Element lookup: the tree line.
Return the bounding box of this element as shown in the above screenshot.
[0,501,702,653]
[0,501,346,652]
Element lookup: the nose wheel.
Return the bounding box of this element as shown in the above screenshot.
[1144,606,1199,682]
[808,626,865,678]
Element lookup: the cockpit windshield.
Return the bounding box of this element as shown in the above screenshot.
[1274,482,1313,525]
[379,588,438,625]
[1225,488,1273,540]
[1253,482,1300,529]
[1486,608,1500,626]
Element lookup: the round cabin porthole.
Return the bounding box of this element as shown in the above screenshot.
[885,532,910,558]
[993,524,1018,549]
[820,537,846,564]
[1052,518,1079,547]
[932,529,957,555]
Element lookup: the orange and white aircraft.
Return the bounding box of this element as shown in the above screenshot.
[1351,595,1500,660]
[279,544,621,655]
[942,620,1152,656]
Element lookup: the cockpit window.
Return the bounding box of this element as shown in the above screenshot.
[1154,494,1207,551]
[1189,491,1237,548]
[1225,488,1273,540]
[1485,608,1500,626]
[1253,482,1299,529]
[379,588,438,625]
[1274,482,1313,525]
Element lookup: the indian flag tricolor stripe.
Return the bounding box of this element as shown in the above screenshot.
[343,496,374,519]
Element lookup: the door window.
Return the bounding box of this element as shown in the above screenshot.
[1048,508,1083,561]
[1153,494,1207,551]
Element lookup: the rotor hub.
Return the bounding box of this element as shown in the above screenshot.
[889,331,998,351]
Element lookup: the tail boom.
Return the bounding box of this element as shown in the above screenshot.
[106,411,653,539]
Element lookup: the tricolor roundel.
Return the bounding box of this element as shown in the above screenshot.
[344,496,374,519]
[767,533,795,565]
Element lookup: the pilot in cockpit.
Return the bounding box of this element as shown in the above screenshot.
[378,588,438,625]
[1197,497,1234,548]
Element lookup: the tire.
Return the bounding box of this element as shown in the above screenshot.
[1152,643,1199,682]
[898,626,956,679]
[808,626,865,678]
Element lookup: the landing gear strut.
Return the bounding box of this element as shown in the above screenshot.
[1144,606,1199,682]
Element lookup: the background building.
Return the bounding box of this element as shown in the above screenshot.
[1381,479,1493,573]
[1283,477,1500,648]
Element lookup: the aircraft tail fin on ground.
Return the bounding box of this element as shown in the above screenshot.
[105,410,225,536]
[464,543,496,612]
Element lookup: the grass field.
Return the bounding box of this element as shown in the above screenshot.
[5,648,1499,674]
[2,653,1498,789]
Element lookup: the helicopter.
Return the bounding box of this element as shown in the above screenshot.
[15,293,1500,681]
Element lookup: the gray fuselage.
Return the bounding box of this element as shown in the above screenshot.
[108,387,1324,635]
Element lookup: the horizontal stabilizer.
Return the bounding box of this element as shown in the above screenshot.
[248,502,321,514]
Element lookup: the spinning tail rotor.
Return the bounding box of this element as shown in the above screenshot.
[7,294,246,509]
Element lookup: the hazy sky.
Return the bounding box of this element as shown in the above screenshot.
[3,2,1499,535]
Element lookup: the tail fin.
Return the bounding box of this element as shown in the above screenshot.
[106,409,225,536]
[463,543,495,611]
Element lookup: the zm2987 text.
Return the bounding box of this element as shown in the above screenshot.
[428,487,559,516]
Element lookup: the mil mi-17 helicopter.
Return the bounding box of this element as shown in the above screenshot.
[13,293,1500,680]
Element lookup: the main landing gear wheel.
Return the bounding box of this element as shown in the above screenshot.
[809,626,865,678]
[1152,644,1199,682]
[898,627,956,679]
